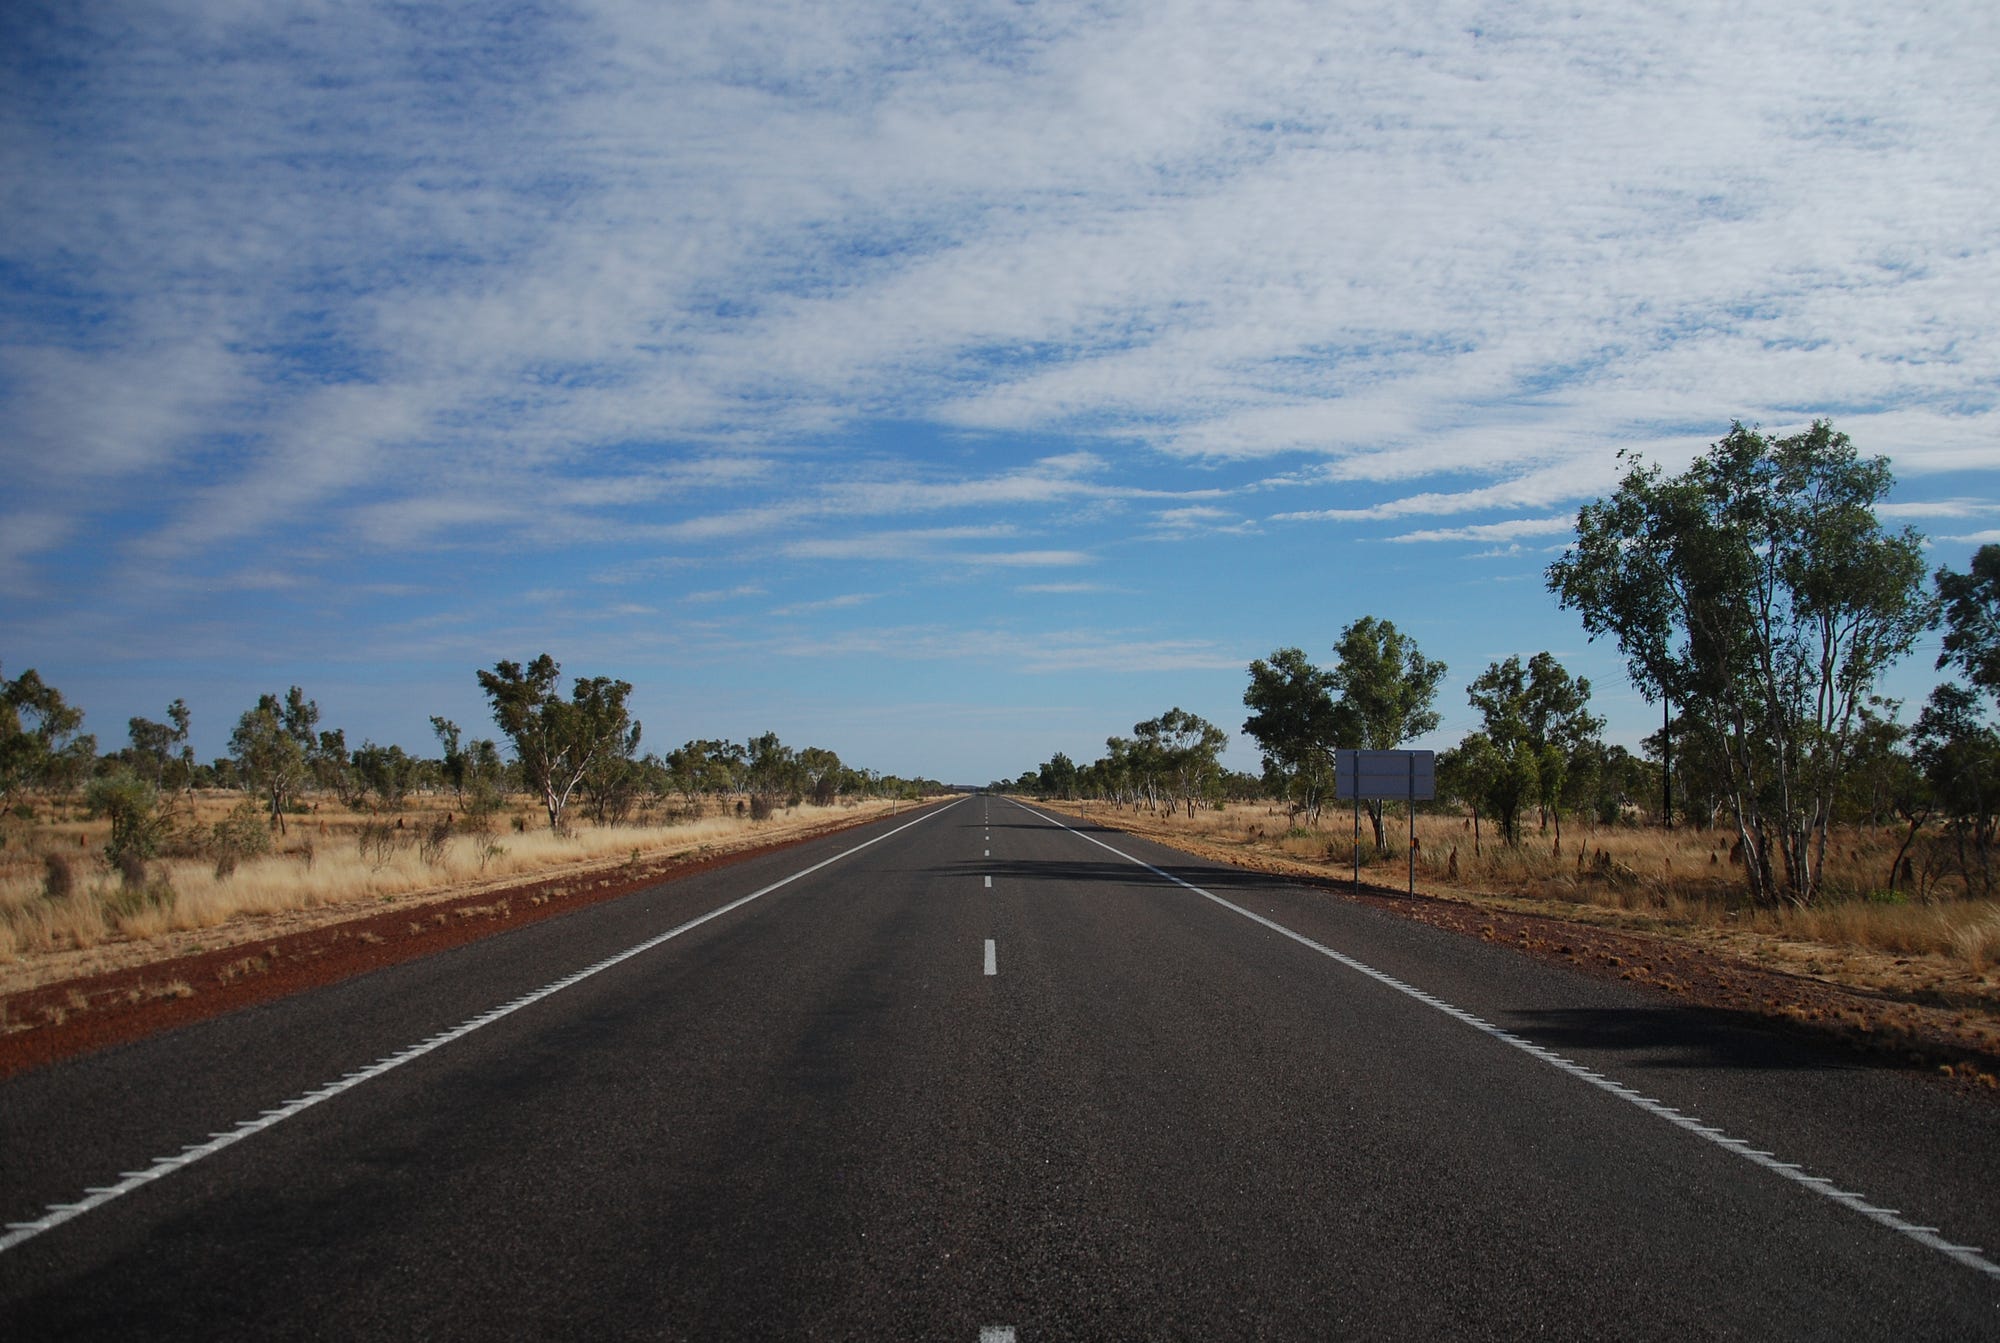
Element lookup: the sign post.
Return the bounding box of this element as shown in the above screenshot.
[1335,749,1437,895]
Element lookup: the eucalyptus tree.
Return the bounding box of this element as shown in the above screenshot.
[1937,544,2000,706]
[1134,708,1228,819]
[1909,685,1999,897]
[477,655,639,835]
[1037,751,1078,801]
[1465,653,1604,853]
[230,689,319,832]
[1242,646,1340,827]
[1548,421,1933,904]
[0,665,93,806]
[126,699,193,794]
[1327,616,1446,850]
[744,731,798,804]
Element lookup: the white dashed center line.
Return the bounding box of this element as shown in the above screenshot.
[984,939,998,976]
[983,874,992,888]
[980,1328,1017,1343]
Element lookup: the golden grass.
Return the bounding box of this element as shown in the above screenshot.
[1053,798,2000,996]
[0,791,927,965]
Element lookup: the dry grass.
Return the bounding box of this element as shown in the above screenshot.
[1052,798,2000,1005]
[0,790,923,966]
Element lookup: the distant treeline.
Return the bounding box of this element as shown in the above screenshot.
[1,652,944,847]
[1004,424,2000,908]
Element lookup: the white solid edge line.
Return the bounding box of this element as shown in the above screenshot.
[0,797,967,1257]
[1014,799,2000,1285]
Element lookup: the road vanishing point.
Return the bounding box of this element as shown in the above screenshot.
[3,797,1998,1339]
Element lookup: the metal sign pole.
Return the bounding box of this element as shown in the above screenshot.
[1407,753,1416,896]
[1351,751,1361,893]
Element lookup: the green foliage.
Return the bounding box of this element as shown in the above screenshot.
[351,739,419,807]
[1,664,95,804]
[230,689,317,833]
[1910,683,1999,897]
[1037,752,1078,800]
[85,766,166,867]
[1326,617,1444,848]
[478,654,639,834]
[1242,647,1340,826]
[1548,421,1934,904]
[1133,707,1229,818]
[210,799,273,879]
[1937,544,2000,708]
[1465,652,1604,848]
[126,699,193,792]
[743,731,797,802]
[1327,617,1446,749]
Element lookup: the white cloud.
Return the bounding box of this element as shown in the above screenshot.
[1876,498,1995,520]
[1385,516,1577,545]
[5,0,1997,763]
[770,592,880,616]
[776,623,1241,673]
[685,584,767,603]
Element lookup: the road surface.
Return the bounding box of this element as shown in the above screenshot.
[3,797,1997,1339]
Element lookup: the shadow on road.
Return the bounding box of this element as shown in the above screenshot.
[1499,1006,1855,1073]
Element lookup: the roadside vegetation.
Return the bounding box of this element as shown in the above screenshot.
[1002,424,2000,1004]
[0,655,942,966]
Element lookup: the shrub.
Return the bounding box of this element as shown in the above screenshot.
[356,818,400,872]
[749,794,775,822]
[209,800,272,880]
[418,814,453,867]
[85,768,164,868]
[107,867,175,920]
[42,851,74,899]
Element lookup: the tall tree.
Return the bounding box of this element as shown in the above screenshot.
[0,665,94,806]
[1466,653,1604,853]
[127,699,193,794]
[477,655,639,834]
[1134,707,1229,819]
[432,716,468,800]
[1909,684,1999,898]
[1548,421,1933,904]
[1242,647,1341,827]
[744,731,798,803]
[1937,543,2000,707]
[1327,617,1446,849]
[797,746,845,804]
[1037,751,1078,801]
[230,691,315,832]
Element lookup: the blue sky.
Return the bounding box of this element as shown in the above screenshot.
[4,0,1997,786]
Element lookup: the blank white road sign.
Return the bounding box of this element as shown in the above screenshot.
[1334,749,1436,801]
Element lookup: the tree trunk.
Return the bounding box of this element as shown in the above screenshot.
[1886,807,1928,892]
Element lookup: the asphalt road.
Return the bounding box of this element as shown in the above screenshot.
[3,796,1998,1340]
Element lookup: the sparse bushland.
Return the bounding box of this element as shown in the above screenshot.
[1039,797,2000,1003]
[0,655,946,982]
[0,788,933,970]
